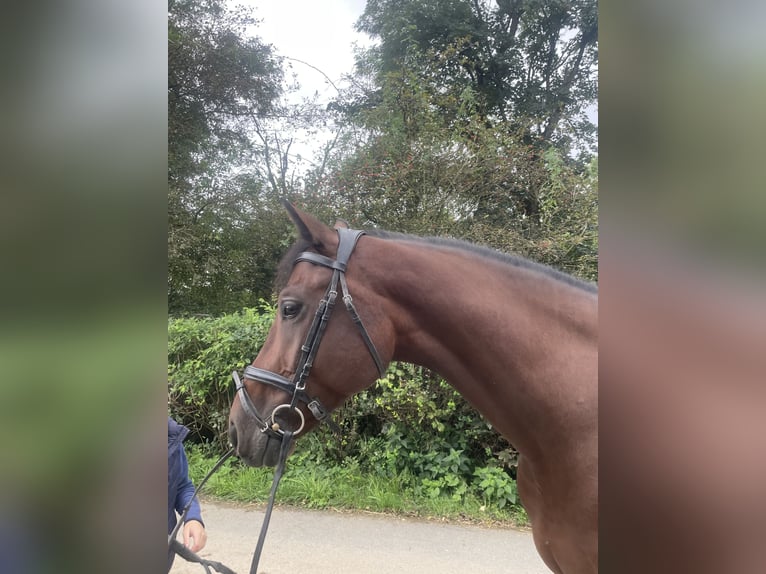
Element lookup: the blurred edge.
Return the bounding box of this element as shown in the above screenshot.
[0,0,167,572]
[600,0,766,571]
[601,0,766,265]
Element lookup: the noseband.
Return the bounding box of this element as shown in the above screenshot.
[232,227,386,438]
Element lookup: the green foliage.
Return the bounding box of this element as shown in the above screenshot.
[534,150,598,280]
[168,0,282,187]
[300,4,599,281]
[168,304,276,448]
[186,444,528,525]
[168,0,291,315]
[295,0,599,286]
[354,0,598,153]
[474,465,518,509]
[308,96,597,280]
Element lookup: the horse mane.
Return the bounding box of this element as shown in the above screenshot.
[275,228,598,295]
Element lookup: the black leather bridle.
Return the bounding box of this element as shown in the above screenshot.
[232,227,386,439]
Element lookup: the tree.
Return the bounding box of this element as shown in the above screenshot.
[354,0,598,155]
[301,14,598,280]
[306,90,597,279]
[167,0,598,314]
[168,0,288,314]
[293,0,598,280]
[168,0,282,189]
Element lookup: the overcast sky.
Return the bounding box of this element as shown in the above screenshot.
[233,0,372,169]
[233,0,596,166]
[241,0,371,104]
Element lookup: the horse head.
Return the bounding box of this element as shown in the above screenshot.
[228,203,393,467]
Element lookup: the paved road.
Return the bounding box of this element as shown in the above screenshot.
[171,499,549,574]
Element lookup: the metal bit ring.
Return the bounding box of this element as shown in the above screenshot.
[269,403,305,435]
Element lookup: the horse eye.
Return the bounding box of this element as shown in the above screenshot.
[281,301,302,319]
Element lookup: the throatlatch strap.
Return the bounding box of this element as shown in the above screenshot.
[338,272,386,377]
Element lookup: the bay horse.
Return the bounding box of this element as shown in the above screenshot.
[228,203,598,574]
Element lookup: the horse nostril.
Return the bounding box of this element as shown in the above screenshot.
[228,421,238,450]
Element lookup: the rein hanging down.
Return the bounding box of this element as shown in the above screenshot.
[172,226,384,574]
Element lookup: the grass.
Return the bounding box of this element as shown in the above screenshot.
[186,447,529,527]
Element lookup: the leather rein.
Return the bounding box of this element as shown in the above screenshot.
[171,227,386,574]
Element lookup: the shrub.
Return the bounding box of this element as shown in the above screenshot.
[168,303,276,449]
[473,465,518,508]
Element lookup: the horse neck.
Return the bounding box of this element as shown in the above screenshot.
[362,236,598,457]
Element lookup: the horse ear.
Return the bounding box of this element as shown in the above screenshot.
[282,200,338,253]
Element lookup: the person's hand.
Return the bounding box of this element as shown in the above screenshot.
[183,519,207,553]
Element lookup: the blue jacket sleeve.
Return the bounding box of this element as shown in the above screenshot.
[174,447,203,525]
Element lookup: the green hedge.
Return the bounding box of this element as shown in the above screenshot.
[168,304,275,447]
[168,306,519,509]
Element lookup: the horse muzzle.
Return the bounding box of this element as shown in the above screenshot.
[228,415,296,467]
